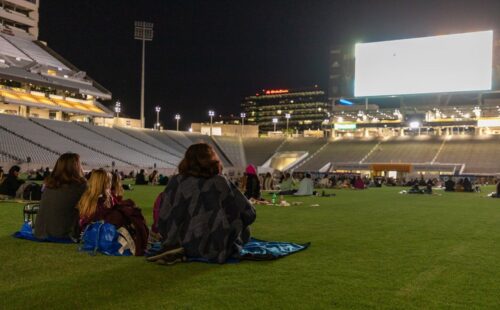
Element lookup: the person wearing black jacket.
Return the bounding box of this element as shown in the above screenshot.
[0,165,24,197]
[135,169,148,185]
[244,164,261,200]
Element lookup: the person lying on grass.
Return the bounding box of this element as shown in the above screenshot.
[149,143,256,265]
[34,153,87,241]
[78,169,149,256]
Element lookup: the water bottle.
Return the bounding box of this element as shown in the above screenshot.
[272,193,277,205]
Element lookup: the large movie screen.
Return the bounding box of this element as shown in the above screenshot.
[354,31,493,97]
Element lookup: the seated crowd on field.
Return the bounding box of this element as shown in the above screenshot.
[1,143,499,262]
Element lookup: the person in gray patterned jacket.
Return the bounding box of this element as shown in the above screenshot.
[150,143,256,264]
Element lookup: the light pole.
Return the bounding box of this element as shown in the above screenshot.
[285,113,291,137]
[175,114,181,131]
[208,110,215,136]
[155,106,161,130]
[114,101,121,118]
[272,117,278,132]
[240,112,246,137]
[134,21,154,128]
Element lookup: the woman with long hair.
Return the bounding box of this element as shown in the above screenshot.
[150,143,256,264]
[78,169,149,256]
[34,153,87,240]
[77,169,113,223]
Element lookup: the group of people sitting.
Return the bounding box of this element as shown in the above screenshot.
[12,143,256,264]
[241,167,317,200]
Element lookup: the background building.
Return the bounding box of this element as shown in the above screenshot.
[0,0,113,123]
[0,0,39,38]
[241,87,330,133]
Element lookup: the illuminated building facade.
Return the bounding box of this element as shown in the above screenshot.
[241,87,330,133]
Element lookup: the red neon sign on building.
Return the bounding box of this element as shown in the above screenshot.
[264,89,289,95]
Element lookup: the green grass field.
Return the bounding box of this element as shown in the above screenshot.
[1,185,500,309]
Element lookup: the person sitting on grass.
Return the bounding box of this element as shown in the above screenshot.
[149,143,256,264]
[135,169,148,185]
[278,172,297,195]
[34,153,87,241]
[444,178,455,192]
[111,172,124,201]
[244,164,261,200]
[353,176,365,190]
[78,169,149,256]
[294,173,315,196]
[0,165,25,197]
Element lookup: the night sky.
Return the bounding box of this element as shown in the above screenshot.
[39,0,500,129]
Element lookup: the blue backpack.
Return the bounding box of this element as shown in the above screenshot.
[80,221,131,256]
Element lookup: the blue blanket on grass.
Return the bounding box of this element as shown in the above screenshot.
[146,238,310,263]
[14,223,310,262]
[12,222,75,243]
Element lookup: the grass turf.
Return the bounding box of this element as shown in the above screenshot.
[1,186,500,309]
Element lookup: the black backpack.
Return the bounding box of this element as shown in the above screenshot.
[23,183,42,201]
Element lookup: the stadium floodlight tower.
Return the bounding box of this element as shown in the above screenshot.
[285,113,291,137]
[272,117,278,132]
[175,114,181,131]
[114,101,121,118]
[208,110,215,136]
[134,21,154,128]
[155,106,161,130]
[240,112,246,137]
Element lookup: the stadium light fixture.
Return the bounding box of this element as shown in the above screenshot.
[240,112,246,137]
[208,110,215,136]
[272,117,278,132]
[155,106,161,130]
[114,101,121,118]
[175,114,181,131]
[285,113,291,137]
[409,121,420,129]
[134,21,154,128]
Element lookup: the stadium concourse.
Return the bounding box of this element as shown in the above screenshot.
[1,113,500,177]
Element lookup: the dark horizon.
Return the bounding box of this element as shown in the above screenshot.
[39,0,500,129]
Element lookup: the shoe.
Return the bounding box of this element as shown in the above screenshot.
[156,252,187,265]
[146,245,184,262]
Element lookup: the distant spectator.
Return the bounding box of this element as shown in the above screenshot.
[158,174,169,186]
[0,165,25,197]
[263,172,274,191]
[463,177,473,192]
[244,164,261,200]
[149,170,159,185]
[444,178,455,192]
[111,172,124,201]
[135,169,148,185]
[279,173,297,195]
[294,173,315,196]
[43,167,50,179]
[34,153,87,240]
[353,176,365,190]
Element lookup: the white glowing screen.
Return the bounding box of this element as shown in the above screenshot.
[354,31,493,97]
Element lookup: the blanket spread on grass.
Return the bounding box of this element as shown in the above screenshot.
[14,223,310,262]
[146,238,310,263]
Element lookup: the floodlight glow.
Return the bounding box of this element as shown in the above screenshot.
[409,121,421,129]
[354,30,493,96]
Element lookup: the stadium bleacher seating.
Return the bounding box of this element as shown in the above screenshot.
[213,136,246,168]
[242,137,284,166]
[363,136,443,164]
[1,113,500,175]
[435,135,500,174]
[297,138,379,171]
